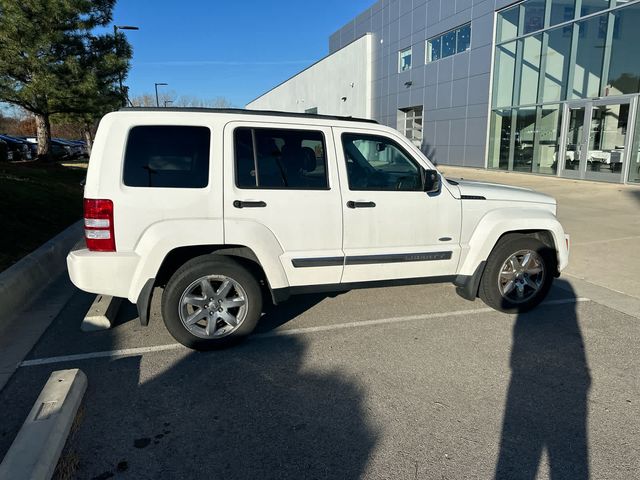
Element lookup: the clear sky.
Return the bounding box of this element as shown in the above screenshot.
[112,0,375,107]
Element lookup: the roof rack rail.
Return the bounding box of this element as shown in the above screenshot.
[118,107,378,124]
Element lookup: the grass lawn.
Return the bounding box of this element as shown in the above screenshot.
[0,161,86,272]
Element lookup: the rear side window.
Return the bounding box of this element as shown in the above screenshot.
[123,126,210,188]
[234,127,328,189]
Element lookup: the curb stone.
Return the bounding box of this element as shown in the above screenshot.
[0,369,87,480]
[0,221,82,325]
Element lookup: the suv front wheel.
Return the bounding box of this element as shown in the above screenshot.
[162,255,262,350]
[479,234,556,313]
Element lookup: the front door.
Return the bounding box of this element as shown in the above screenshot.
[559,99,636,182]
[334,127,461,284]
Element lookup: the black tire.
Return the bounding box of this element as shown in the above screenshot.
[161,255,262,350]
[479,234,556,314]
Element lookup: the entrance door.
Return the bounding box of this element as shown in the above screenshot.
[559,99,635,182]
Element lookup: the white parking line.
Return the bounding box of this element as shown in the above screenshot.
[19,297,590,368]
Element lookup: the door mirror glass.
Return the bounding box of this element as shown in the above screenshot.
[423,169,441,193]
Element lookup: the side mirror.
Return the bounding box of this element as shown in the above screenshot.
[423,169,441,193]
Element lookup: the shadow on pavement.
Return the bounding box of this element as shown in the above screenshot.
[626,187,640,206]
[255,292,340,333]
[69,335,378,479]
[495,279,591,479]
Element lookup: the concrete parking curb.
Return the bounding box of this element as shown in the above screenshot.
[81,295,122,331]
[0,221,82,324]
[0,369,87,480]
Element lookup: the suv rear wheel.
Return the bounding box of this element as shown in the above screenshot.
[162,255,262,350]
[479,234,556,313]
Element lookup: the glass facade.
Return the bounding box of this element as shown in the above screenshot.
[489,0,640,183]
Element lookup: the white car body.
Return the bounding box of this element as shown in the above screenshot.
[67,109,569,323]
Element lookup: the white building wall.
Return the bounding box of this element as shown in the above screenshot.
[246,34,373,118]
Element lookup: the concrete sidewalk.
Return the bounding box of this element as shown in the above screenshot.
[440,166,640,301]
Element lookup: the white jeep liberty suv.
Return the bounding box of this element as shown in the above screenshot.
[67,108,570,350]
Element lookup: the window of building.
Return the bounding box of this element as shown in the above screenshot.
[628,107,640,183]
[606,2,640,96]
[488,109,513,170]
[397,107,423,147]
[234,127,328,190]
[497,5,520,42]
[571,14,606,99]
[123,126,210,188]
[399,47,412,72]
[549,0,576,27]
[426,23,472,63]
[580,0,610,17]
[523,0,546,34]
[519,34,543,105]
[542,25,572,102]
[342,133,423,191]
[492,41,517,108]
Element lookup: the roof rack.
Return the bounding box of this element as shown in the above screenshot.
[118,107,378,124]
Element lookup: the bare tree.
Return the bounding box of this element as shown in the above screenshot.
[129,92,233,109]
[129,94,157,107]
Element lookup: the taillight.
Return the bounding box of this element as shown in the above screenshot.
[84,199,115,252]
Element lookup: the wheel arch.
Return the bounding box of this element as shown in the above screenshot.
[137,244,281,326]
[458,208,567,278]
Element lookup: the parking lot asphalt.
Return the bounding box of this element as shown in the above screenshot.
[1,278,639,480]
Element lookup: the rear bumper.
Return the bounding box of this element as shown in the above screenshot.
[67,248,140,301]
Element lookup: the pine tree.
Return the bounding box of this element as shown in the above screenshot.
[0,0,131,159]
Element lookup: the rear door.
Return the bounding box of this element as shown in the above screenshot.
[334,127,462,284]
[223,121,344,287]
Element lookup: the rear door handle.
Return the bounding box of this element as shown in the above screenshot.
[347,201,376,209]
[233,200,267,209]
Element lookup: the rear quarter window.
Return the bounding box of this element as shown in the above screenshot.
[123,125,210,188]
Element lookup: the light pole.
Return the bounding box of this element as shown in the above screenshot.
[113,25,139,106]
[155,83,168,108]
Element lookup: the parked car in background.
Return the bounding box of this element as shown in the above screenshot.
[20,136,88,161]
[0,138,12,162]
[69,140,89,158]
[0,135,32,161]
[20,137,38,159]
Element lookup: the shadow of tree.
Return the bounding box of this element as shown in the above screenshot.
[495,280,591,479]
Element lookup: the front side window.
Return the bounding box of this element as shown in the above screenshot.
[399,47,412,72]
[123,126,210,188]
[234,127,328,190]
[342,133,423,191]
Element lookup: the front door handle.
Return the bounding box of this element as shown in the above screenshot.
[233,200,267,209]
[347,201,376,209]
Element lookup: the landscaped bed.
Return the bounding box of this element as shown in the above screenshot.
[0,162,85,271]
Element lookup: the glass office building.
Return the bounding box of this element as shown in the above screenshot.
[250,0,640,184]
[489,0,640,183]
